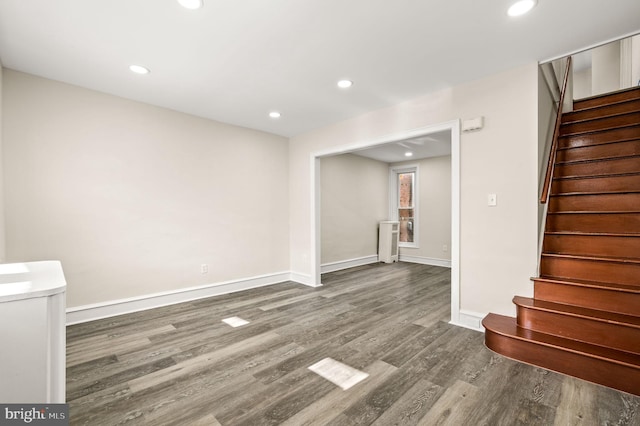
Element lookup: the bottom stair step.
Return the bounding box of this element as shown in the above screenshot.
[482,313,640,396]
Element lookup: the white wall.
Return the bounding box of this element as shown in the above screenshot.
[592,41,621,95]
[290,63,539,318]
[0,63,4,262]
[632,34,640,87]
[320,154,388,265]
[392,155,451,263]
[538,66,557,235]
[3,70,290,308]
[573,67,593,100]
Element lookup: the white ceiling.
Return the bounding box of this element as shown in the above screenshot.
[0,1,639,138]
[352,130,451,163]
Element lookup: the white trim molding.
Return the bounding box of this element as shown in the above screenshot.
[450,120,461,331]
[399,254,451,268]
[289,271,321,288]
[450,309,486,332]
[311,119,462,328]
[321,255,379,274]
[66,271,291,325]
[389,164,420,249]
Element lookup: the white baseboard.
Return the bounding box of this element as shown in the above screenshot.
[66,271,291,325]
[449,309,486,332]
[399,254,452,268]
[321,255,379,273]
[289,271,321,287]
[66,263,480,332]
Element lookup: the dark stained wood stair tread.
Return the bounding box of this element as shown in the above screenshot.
[541,252,640,265]
[532,276,640,293]
[557,156,640,167]
[542,233,640,260]
[565,96,640,115]
[560,119,640,138]
[512,296,640,328]
[550,174,640,194]
[573,86,640,111]
[483,314,640,369]
[556,143,640,156]
[550,190,640,196]
[562,102,640,125]
[544,231,640,237]
[552,171,640,180]
[558,124,640,149]
[547,210,640,214]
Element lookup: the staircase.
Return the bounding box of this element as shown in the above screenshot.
[482,86,640,396]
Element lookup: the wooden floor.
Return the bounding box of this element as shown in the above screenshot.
[67,263,640,425]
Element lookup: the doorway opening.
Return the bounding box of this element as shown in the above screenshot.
[310,119,463,326]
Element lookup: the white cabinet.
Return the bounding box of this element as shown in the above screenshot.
[0,261,66,403]
[378,221,399,263]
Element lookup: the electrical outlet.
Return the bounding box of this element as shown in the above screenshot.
[442,244,448,252]
[488,193,497,207]
[200,264,208,274]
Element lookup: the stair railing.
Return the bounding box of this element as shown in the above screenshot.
[540,56,572,204]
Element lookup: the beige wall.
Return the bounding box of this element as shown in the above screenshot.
[2,63,541,318]
[320,154,388,264]
[3,70,290,308]
[392,155,451,262]
[290,63,539,317]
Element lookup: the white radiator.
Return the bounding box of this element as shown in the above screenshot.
[378,221,399,263]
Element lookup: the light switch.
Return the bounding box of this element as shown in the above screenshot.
[488,193,497,207]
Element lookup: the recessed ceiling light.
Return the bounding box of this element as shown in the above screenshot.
[178,0,204,10]
[129,64,150,75]
[507,0,537,17]
[405,152,413,157]
[337,80,353,89]
[269,111,281,119]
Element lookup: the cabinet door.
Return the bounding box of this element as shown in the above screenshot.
[0,297,48,403]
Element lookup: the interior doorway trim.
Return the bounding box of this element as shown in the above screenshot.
[310,119,461,326]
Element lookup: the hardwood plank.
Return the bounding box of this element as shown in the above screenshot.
[381,321,451,368]
[128,331,282,393]
[370,379,444,426]
[463,360,562,425]
[140,340,306,425]
[414,380,481,425]
[329,362,430,425]
[67,356,176,401]
[554,377,640,425]
[280,360,398,426]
